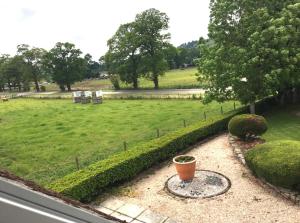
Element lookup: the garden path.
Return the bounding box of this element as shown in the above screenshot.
[94,134,300,223]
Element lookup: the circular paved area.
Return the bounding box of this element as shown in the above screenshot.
[166,170,231,198]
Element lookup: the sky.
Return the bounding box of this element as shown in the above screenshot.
[0,0,210,60]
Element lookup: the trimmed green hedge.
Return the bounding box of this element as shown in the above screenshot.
[48,109,246,202]
[47,97,275,202]
[228,114,268,139]
[245,140,300,191]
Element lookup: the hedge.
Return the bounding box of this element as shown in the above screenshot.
[228,114,268,139]
[47,97,275,202]
[245,140,300,191]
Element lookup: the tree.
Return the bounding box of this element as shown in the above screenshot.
[0,55,10,91]
[84,54,101,79]
[163,43,179,69]
[198,0,295,113]
[17,44,47,92]
[105,22,142,89]
[44,42,87,91]
[177,40,200,67]
[135,8,170,89]
[2,55,28,91]
[251,2,300,104]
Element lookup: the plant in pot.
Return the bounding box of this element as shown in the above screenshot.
[173,155,196,181]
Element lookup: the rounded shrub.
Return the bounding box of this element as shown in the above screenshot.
[245,140,300,191]
[228,114,267,139]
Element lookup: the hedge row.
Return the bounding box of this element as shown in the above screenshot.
[47,97,275,202]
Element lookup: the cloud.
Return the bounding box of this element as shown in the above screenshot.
[0,0,210,59]
[20,8,36,20]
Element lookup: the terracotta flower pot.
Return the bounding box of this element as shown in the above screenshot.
[173,155,196,181]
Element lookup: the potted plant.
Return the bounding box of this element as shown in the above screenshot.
[173,155,196,181]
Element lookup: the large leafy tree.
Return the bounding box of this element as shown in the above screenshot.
[17,44,47,92]
[44,42,87,91]
[135,8,170,89]
[84,53,101,79]
[1,55,28,91]
[0,55,10,91]
[105,22,142,89]
[198,0,295,113]
[251,2,300,104]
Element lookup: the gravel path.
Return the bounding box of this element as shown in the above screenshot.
[110,134,300,223]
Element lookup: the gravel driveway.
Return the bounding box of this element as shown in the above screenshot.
[103,134,300,223]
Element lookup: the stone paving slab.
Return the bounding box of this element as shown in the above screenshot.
[111,211,133,222]
[116,203,146,218]
[101,197,125,210]
[96,206,114,215]
[96,198,175,223]
[137,209,168,223]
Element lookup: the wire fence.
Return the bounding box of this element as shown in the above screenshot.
[0,94,243,185]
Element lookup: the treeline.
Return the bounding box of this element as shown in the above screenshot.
[0,8,204,92]
[103,8,205,89]
[199,0,300,112]
[0,43,103,92]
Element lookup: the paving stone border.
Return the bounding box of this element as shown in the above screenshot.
[228,134,300,205]
[94,197,177,223]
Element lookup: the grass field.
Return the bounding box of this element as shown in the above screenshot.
[263,105,300,142]
[0,98,239,185]
[46,67,200,91]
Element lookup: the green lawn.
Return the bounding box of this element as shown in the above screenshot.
[46,67,201,91]
[0,98,239,185]
[263,105,300,142]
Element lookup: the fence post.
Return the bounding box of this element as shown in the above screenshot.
[203,111,207,121]
[221,106,224,114]
[123,141,127,151]
[183,119,186,127]
[75,157,80,170]
[234,102,236,110]
[156,129,160,138]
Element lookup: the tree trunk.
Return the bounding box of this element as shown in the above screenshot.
[34,77,40,92]
[249,102,255,114]
[59,85,65,92]
[133,78,138,89]
[153,76,159,89]
[67,84,71,91]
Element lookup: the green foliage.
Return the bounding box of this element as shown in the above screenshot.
[84,54,101,79]
[134,8,170,89]
[228,114,268,139]
[198,0,298,109]
[17,44,47,92]
[245,140,300,191]
[40,85,46,92]
[0,99,241,185]
[44,42,87,91]
[109,74,121,90]
[105,22,142,89]
[48,109,246,201]
[46,68,201,91]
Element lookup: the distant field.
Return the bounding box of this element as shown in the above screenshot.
[46,67,201,91]
[0,98,240,185]
[263,105,300,142]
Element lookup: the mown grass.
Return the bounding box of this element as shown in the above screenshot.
[263,105,300,142]
[46,67,200,91]
[0,98,239,185]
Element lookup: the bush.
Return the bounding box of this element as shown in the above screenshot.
[40,86,46,92]
[47,98,275,202]
[47,109,247,202]
[245,140,300,191]
[228,114,268,139]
